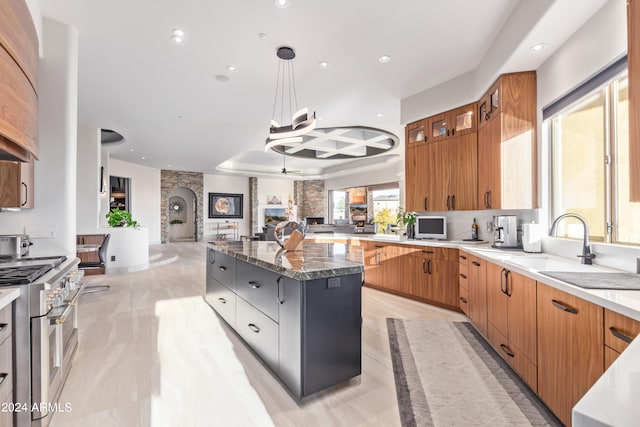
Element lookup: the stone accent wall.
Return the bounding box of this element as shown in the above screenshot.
[293,181,304,221]
[249,177,258,234]
[161,170,204,243]
[299,180,327,221]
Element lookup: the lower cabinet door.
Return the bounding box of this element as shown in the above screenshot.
[205,278,236,328]
[236,297,279,372]
[488,324,537,392]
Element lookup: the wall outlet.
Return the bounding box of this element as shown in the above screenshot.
[111,255,116,262]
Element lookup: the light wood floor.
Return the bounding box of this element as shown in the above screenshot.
[50,242,466,427]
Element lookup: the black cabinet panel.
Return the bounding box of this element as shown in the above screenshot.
[207,248,236,290]
[205,277,236,328]
[236,297,279,371]
[236,262,280,322]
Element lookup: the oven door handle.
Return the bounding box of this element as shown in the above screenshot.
[48,282,86,325]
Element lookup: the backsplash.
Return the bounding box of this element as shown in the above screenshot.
[426,209,539,243]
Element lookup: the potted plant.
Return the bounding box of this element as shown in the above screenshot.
[169,219,184,225]
[106,208,139,228]
[396,207,417,239]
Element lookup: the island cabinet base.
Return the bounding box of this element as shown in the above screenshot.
[205,246,362,399]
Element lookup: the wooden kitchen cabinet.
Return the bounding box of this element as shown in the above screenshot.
[362,241,406,292]
[486,261,537,391]
[410,247,459,309]
[477,72,537,210]
[405,118,428,148]
[458,251,470,315]
[537,282,604,427]
[603,308,640,369]
[0,0,39,161]
[404,103,477,212]
[0,160,33,208]
[467,255,488,336]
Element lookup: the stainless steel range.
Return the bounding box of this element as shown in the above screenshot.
[0,255,85,427]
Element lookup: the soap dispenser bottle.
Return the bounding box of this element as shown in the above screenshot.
[471,218,479,240]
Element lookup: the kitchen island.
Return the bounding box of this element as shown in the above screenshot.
[205,241,364,398]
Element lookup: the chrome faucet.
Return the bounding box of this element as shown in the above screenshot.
[549,213,596,265]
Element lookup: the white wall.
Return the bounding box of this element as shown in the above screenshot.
[203,174,250,238]
[108,159,162,244]
[256,177,294,230]
[76,126,101,233]
[0,19,79,257]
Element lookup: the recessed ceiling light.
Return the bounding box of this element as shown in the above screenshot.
[530,43,546,52]
[171,28,185,44]
[129,149,134,152]
[319,61,330,68]
[215,75,231,82]
[227,65,238,72]
[376,113,384,117]
[378,55,391,63]
[274,0,289,8]
[258,33,267,39]
[141,156,147,160]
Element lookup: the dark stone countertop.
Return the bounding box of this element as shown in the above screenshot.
[208,240,364,281]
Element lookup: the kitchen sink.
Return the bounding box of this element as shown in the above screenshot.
[506,255,594,272]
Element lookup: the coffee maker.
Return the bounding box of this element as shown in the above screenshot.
[491,215,520,248]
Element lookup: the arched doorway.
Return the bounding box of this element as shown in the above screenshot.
[167,187,197,242]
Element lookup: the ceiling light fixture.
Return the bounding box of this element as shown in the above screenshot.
[530,43,546,52]
[376,113,384,117]
[171,28,185,44]
[378,55,391,63]
[227,65,237,72]
[319,61,330,68]
[265,46,316,152]
[274,0,289,8]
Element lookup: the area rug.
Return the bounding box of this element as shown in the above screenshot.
[387,319,560,427]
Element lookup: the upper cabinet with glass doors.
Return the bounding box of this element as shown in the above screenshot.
[405,118,428,149]
[429,103,478,143]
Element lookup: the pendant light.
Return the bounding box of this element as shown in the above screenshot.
[265,46,316,152]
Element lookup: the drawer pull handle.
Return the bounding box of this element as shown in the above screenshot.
[218,298,227,304]
[460,297,467,304]
[248,281,261,289]
[422,250,434,254]
[460,255,467,260]
[472,261,481,267]
[0,323,7,333]
[427,259,432,275]
[460,273,467,279]
[277,276,284,304]
[218,266,227,271]
[374,245,384,248]
[0,373,7,387]
[500,344,515,358]
[609,326,633,344]
[248,323,260,333]
[551,300,578,314]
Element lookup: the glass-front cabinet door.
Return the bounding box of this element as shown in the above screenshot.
[450,103,477,136]
[429,113,449,142]
[406,118,427,148]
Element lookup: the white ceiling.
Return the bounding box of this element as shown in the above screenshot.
[36,0,609,177]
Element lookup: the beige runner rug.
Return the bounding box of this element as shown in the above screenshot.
[387,319,560,427]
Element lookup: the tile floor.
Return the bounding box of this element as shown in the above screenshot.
[49,242,465,427]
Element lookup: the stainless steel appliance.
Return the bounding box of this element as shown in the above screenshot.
[491,215,520,248]
[0,234,32,258]
[0,255,84,427]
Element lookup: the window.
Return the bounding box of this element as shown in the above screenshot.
[549,70,640,245]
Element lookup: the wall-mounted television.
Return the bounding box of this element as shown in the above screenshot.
[265,208,287,224]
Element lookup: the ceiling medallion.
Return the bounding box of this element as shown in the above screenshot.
[265,46,316,152]
[269,126,399,160]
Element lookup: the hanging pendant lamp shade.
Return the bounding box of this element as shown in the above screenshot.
[265,46,316,152]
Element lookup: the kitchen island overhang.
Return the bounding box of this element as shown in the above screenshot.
[205,241,364,399]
